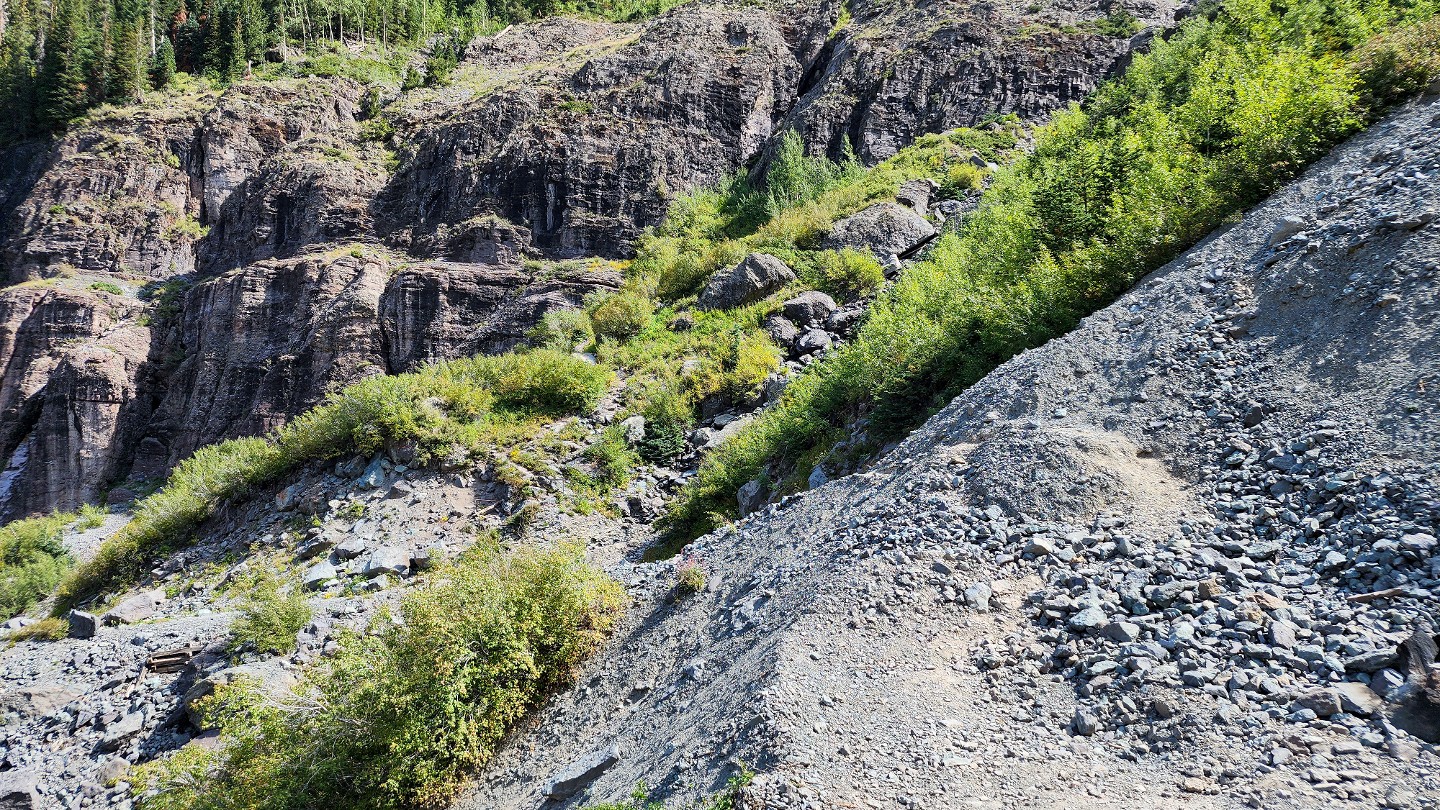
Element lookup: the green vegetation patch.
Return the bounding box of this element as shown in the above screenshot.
[136,543,625,810]
[0,506,102,620]
[56,349,611,611]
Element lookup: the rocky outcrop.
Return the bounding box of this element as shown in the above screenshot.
[145,252,620,467]
[787,0,1183,161]
[0,285,150,520]
[146,252,390,464]
[0,109,203,282]
[381,261,620,368]
[380,10,809,259]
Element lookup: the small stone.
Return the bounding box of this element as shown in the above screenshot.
[1072,708,1099,736]
[1102,621,1142,643]
[1068,607,1107,632]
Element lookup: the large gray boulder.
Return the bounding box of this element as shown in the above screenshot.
[0,770,41,810]
[782,291,837,326]
[822,202,936,260]
[697,254,795,311]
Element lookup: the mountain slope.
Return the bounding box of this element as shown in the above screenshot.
[452,92,1440,809]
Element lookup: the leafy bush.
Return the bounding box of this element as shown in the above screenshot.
[637,379,694,463]
[136,544,625,810]
[590,290,656,341]
[723,332,780,400]
[579,424,642,494]
[763,130,862,216]
[57,350,611,610]
[666,0,1440,539]
[812,248,885,301]
[229,573,312,656]
[0,511,80,620]
[530,308,594,353]
[89,281,125,295]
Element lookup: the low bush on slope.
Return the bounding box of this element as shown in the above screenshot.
[666,0,1440,538]
[136,543,625,809]
[0,506,102,620]
[55,349,610,612]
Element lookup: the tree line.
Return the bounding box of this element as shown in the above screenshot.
[0,0,671,140]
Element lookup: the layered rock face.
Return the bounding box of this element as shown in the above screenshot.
[0,0,1180,521]
[0,285,150,516]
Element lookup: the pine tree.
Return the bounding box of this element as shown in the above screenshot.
[108,0,148,102]
[37,0,98,129]
[151,35,175,86]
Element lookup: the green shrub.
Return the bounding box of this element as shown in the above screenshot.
[813,248,885,301]
[135,544,624,810]
[666,0,1440,540]
[637,380,694,463]
[763,130,862,216]
[89,281,125,295]
[939,162,986,198]
[228,572,312,656]
[723,332,780,400]
[0,511,79,620]
[580,423,641,494]
[530,308,594,352]
[590,290,655,341]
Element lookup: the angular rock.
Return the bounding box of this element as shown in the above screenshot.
[68,610,100,639]
[304,560,338,590]
[545,745,621,800]
[99,711,145,752]
[782,291,837,326]
[822,203,935,261]
[1335,681,1383,716]
[793,328,832,356]
[366,546,410,577]
[103,589,164,626]
[737,478,766,517]
[698,253,795,311]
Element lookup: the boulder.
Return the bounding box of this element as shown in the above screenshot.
[545,745,621,800]
[619,415,646,445]
[793,328,832,356]
[68,610,101,639]
[782,291,837,326]
[822,203,936,260]
[0,770,41,810]
[763,314,800,346]
[697,254,795,310]
[366,546,410,577]
[1335,682,1383,716]
[737,478,766,516]
[103,589,165,626]
[895,179,936,214]
[98,711,145,752]
[303,560,338,590]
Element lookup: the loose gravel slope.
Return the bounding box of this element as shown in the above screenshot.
[457,95,1440,809]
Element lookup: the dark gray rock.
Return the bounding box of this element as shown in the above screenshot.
[545,745,621,800]
[698,253,795,311]
[822,203,935,260]
[68,610,100,639]
[782,291,837,326]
